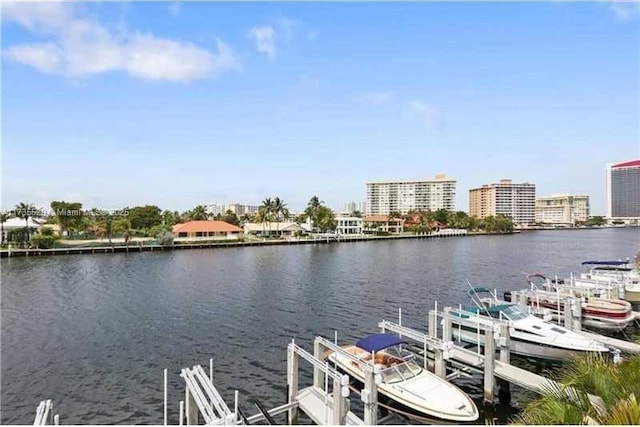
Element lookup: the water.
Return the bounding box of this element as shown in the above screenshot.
[2,229,639,424]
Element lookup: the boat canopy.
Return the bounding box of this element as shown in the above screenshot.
[581,260,628,266]
[355,334,408,353]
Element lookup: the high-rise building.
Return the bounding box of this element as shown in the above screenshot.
[208,203,259,217]
[607,160,640,221]
[343,201,366,214]
[535,194,590,226]
[469,179,536,225]
[366,174,456,215]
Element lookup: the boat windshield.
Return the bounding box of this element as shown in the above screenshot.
[379,360,422,384]
[498,305,529,321]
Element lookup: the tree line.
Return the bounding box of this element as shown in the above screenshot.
[1,199,516,248]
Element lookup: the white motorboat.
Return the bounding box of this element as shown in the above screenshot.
[449,288,612,361]
[503,274,635,332]
[326,333,479,422]
[580,260,640,303]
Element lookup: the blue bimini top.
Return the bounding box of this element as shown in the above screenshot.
[355,334,408,353]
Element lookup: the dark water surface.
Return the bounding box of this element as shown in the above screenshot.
[2,229,639,424]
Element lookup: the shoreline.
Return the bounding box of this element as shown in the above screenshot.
[0,230,504,259]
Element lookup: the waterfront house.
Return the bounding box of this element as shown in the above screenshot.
[363,215,405,234]
[172,220,243,242]
[244,222,303,237]
[336,216,364,235]
[402,214,445,232]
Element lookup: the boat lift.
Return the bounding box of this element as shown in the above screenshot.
[33,400,59,426]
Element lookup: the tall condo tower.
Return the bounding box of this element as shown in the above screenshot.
[469,179,536,225]
[366,174,456,215]
[607,160,640,222]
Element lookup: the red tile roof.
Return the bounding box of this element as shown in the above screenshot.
[173,221,243,233]
[612,159,640,168]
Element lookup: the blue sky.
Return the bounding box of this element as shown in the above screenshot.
[2,1,639,215]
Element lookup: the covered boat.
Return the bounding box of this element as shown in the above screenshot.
[326,333,479,422]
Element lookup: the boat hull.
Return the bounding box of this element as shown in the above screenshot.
[451,328,605,362]
[623,289,640,303]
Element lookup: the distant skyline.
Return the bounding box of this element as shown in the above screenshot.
[2,2,639,215]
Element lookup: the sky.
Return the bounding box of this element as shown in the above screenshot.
[2,1,639,215]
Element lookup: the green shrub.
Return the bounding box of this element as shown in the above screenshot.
[156,231,174,246]
[30,232,59,249]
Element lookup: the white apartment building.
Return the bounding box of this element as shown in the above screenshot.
[366,174,456,215]
[535,194,590,226]
[208,203,259,217]
[469,179,536,225]
[335,216,364,235]
[343,201,367,215]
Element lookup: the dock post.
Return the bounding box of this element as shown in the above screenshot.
[442,316,452,342]
[427,309,438,355]
[185,386,198,425]
[571,297,582,331]
[163,368,168,426]
[287,343,299,425]
[179,401,184,426]
[434,314,451,379]
[332,376,348,425]
[499,322,510,365]
[313,340,325,389]
[483,326,495,404]
[563,297,573,330]
[363,368,378,425]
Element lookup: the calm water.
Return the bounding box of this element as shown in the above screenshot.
[2,229,639,424]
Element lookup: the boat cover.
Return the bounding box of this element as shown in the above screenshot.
[355,334,407,352]
[581,260,628,266]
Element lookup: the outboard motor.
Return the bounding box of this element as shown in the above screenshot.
[503,291,512,302]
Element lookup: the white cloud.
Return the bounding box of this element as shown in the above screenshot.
[1,1,73,33]
[610,1,640,21]
[409,100,441,127]
[364,91,395,106]
[248,25,277,61]
[4,42,63,73]
[167,2,181,17]
[2,2,239,82]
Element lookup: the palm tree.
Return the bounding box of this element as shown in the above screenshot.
[0,212,11,245]
[305,196,323,232]
[273,197,289,221]
[14,202,40,243]
[512,353,640,425]
[189,205,209,221]
[261,198,275,234]
[255,207,269,237]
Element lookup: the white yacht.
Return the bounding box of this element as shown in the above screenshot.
[449,288,612,361]
[326,333,479,422]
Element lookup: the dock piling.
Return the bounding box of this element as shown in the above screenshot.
[483,326,495,403]
[362,367,378,425]
[287,341,299,425]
